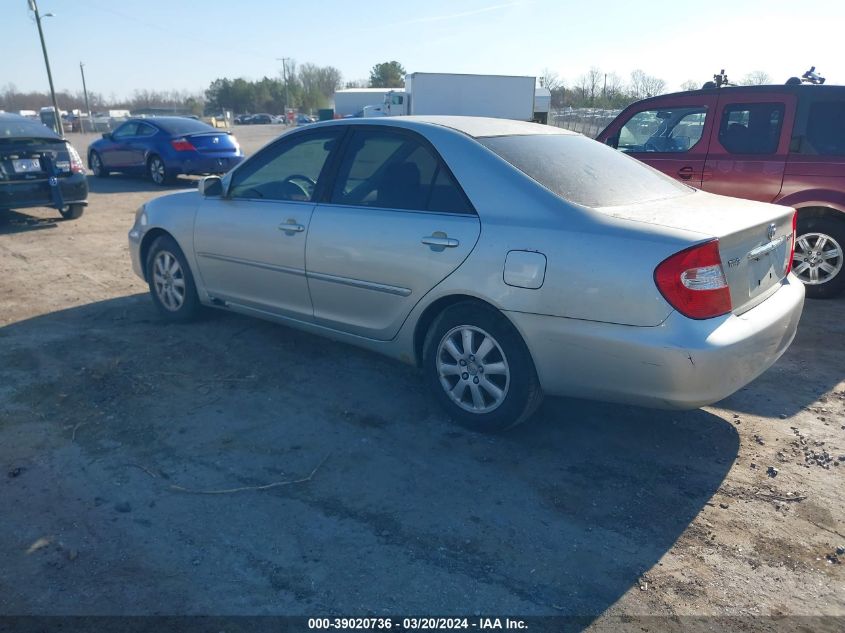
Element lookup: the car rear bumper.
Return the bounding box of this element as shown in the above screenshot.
[507,274,805,409]
[175,154,243,176]
[0,174,88,211]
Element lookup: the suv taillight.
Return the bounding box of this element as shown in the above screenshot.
[654,240,732,320]
[785,211,797,275]
[67,143,85,174]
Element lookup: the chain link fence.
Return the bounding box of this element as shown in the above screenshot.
[549,108,622,138]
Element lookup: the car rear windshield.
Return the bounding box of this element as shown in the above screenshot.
[478,134,691,207]
[153,118,215,135]
[0,116,60,140]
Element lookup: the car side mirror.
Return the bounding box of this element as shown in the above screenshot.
[102,132,112,140]
[198,175,223,197]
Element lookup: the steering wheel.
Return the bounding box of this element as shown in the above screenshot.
[284,174,316,189]
[277,174,316,201]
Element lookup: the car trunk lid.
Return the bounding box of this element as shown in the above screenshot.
[183,131,239,153]
[0,138,69,182]
[598,190,795,315]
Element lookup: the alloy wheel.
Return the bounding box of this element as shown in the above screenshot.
[793,232,843,285]
[152,250,186,311]
[149,157,165,184]
[436,325,510,414]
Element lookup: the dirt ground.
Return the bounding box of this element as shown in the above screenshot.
[1,125,843,628]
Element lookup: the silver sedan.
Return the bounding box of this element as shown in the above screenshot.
[128,116,804,431]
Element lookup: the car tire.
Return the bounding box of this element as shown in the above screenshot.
[145,235,201,322]
[59,204,85,220]
[89,151,109,177]
[423,301,543,432]
[795,215,845,299]
[148,154,174,186]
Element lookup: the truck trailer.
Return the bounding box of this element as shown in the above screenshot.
[363,73,536,121]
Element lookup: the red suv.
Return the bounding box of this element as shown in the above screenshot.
[597,84,845,298]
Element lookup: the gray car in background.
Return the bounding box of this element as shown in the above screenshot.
[128,116,804,431]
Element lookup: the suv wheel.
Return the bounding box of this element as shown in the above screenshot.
[423,302,543,432]
[794,216,845,299]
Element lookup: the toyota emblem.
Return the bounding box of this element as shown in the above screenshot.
[767,223,776,241]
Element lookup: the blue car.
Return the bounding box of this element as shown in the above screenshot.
[87,117,244,185]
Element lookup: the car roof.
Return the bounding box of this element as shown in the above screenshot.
[631,83,845,107]
[314,115,576,139]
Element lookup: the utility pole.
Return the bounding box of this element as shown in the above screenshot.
[28,0,62,137]
[79,62,91,132]
[277,57,291,124]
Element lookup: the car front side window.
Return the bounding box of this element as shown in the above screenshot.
[112,122,139,140]
[618,107,707,153]
[228,131,340,202]
[330,129,472,213]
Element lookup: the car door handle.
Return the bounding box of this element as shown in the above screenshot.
[279,221,304,233]
[677,166,695,180]
[422,235,460,248]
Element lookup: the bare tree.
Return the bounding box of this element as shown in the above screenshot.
[680,79,700,91]
[740,70,772,86]
[629,69,666,99]
[539,68,562,91]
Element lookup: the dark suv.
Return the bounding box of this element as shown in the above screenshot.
[597,84,845,298]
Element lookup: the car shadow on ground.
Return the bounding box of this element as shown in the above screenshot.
[1,294,739,621]
[717,294,845,418]
[0,209,62,235]
[86,175,198,195]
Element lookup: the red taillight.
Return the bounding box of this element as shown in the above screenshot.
[67,143,85,173]
[654,239,732,320]
[171,138,195,151]
[785,211,798,275]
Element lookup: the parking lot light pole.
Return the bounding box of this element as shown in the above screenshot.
[278,57,290,124]
[28,0,63,137]
[80,62,92,131]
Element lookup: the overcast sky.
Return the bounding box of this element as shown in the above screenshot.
[4,0,843,99]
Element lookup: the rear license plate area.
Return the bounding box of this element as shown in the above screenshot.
[13,158,42,173]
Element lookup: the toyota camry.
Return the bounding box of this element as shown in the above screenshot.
[128,116,804,431]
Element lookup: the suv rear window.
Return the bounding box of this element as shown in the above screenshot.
[478,134,690,208]
[0,115,60,140]
[805,101,845,156]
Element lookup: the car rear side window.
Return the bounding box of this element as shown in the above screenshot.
[617,107,707,153]
[229,131,339,202]
[718,103,784,154]
[136,123,158,137]
[804,101,845,155]
[330,129,473,214]
[479,133,690,208]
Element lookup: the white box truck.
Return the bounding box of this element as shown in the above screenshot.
[332,88,404,117]
[363,73,536,121]
[533,87,551,124]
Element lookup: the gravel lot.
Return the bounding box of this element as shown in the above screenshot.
[1,125,843,627]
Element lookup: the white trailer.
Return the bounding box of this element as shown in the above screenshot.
[365,73,536,121]
[332,88,404,117]
[533,87,551,124]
